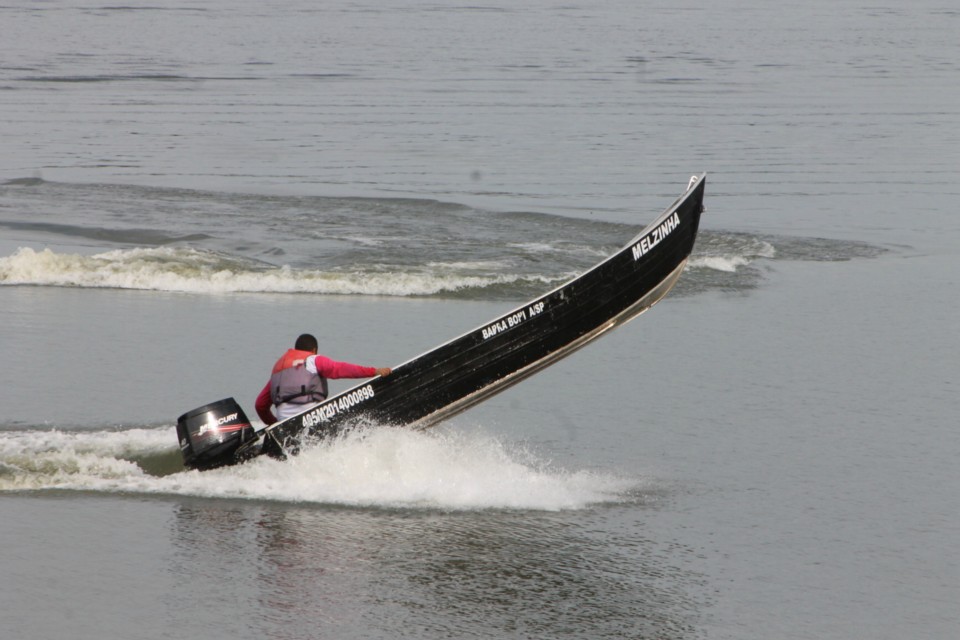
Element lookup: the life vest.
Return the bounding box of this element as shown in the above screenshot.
[269,349,329,405]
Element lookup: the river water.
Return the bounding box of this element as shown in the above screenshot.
[1,1,957,639]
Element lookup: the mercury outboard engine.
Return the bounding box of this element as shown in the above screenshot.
[176,397,257,471]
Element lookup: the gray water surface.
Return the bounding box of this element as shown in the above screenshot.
[1,1,958,639]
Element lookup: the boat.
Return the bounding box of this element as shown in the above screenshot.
[176,174,707,470]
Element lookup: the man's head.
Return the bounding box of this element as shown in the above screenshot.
[295,333,319,354]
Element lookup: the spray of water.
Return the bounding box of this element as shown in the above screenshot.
[0,424,638,511]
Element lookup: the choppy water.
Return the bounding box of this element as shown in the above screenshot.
[0,178,883,299]
[2,1,958,639]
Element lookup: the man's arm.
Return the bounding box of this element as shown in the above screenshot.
[254,381,277,425]
[309,355,390,379]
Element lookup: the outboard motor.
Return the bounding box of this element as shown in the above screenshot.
[177,397,257,471]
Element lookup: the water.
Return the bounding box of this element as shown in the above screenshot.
[1,1,958,639]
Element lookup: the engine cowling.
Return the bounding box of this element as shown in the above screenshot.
[176,397,256,470]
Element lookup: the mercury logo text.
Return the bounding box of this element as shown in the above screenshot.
[197,412,238,436]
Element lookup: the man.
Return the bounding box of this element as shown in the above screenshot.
[255,333,391,426]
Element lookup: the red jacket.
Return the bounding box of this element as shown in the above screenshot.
[255,352,377,425]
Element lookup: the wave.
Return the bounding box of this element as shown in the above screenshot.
[0,228,881,299]
[0,425,637,511]
[0,246,567,297]
[687,234,776,272]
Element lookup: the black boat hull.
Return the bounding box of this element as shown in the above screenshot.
[256,174,707,460]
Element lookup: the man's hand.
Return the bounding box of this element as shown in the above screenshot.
[375,367,392,377]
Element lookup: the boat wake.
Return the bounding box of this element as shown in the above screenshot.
[1,178,886,300]
[0,246,568,298]
[0,424,638,511]
[0,231,882,299]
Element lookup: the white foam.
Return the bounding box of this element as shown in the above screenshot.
[0,425,636,511]
[0,246,560,296]
[687,255,751,272]
[687,239,776,272]
[0,427,174,490]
